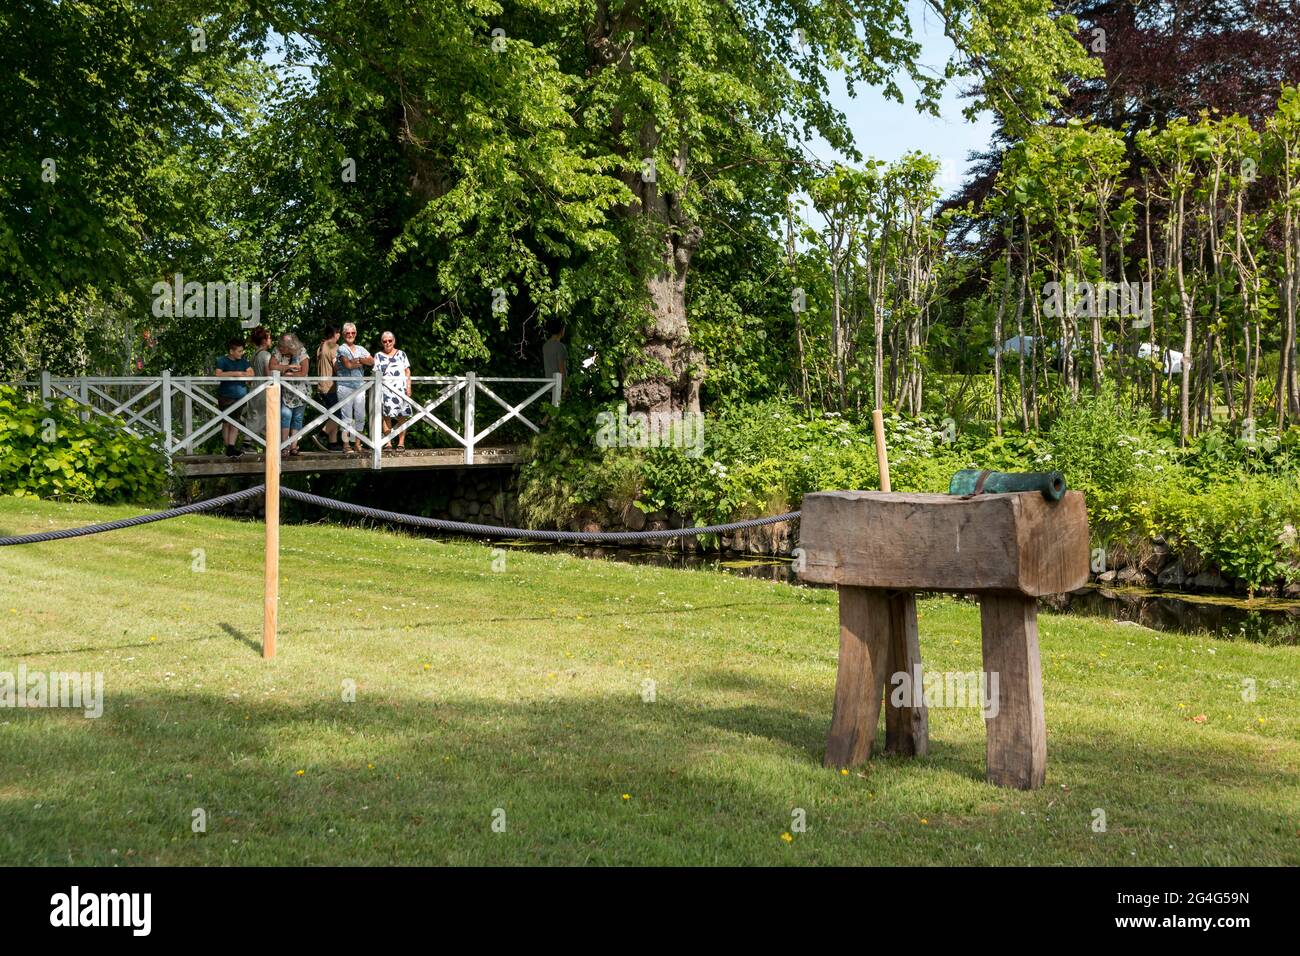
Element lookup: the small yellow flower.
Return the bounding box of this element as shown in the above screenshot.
[295,769,305,776]
[422,664,430,670]
[920,818,929,825]
[1258,717,1267,725]
[840,768,848,776]
[367,763,375,770]
[780,832,793,843]
[621,794,630,801]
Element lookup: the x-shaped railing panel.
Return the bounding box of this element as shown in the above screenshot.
[376,378,465,448]
[277,378,377,451]
[171,379,272,453]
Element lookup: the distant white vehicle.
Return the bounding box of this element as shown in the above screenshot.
[988,334,1039,357]
[987,336,1177,372]
[1136,342,1183,375]
[987,335,1114,357]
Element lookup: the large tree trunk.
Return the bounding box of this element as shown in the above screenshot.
[624,158,705,416]
[589,4,704,417]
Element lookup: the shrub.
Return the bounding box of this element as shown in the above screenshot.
[1151,478,1300,592]
[0,386,166,504]
[1044,385,1168,496]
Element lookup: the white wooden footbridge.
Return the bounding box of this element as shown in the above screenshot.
[15,371,562,477]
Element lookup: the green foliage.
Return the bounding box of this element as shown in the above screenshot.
[520,398,967,531]
[1180,425,1300,482]
[0,386,166,504]
[1152,479,1300,592]
[516,398,643,529]
[1044,386,1169,496]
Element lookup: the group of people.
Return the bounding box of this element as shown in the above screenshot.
[213,324,415,458]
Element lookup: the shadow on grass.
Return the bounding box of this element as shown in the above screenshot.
[0,683,1294,866]
[219,622,261,655]
[6,624,263,660]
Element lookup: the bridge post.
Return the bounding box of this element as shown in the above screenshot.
[161,370,172,454]
[552,371,562,405]
[464,372,476,465]
[370,372,383,470]
[40,371,50,406]
[182,380,194,454]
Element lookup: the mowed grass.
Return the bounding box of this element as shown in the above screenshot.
[0,495,1297,866]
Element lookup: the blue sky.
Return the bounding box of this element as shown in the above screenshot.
[803,1,996,200]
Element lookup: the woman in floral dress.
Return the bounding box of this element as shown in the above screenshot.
[374,331,413,453]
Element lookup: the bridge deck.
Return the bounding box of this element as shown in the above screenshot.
[178,445,525,477]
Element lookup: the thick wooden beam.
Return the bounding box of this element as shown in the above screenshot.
[980,594,1046,789]
[824,586,892,769]
[883,591,929,757]
[798,490,1090,596]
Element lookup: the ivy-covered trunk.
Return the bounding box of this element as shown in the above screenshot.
[625,151,705,416]
[588,3,703,418]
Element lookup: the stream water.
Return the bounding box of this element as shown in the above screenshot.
[495,540,1300,645]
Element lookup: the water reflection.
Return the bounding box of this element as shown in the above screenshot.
[1042,586,1300,646]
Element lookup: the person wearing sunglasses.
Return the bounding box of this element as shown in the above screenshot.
[334,322,373,455]
[374,331,413,453]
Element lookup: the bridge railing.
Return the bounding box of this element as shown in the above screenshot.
[21,370,562,468]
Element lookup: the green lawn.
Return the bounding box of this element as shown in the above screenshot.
[0,495,1296,866]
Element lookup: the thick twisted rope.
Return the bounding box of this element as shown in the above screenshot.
[281,487,797,543]
[0,485,798,546]
[0,485,267,546]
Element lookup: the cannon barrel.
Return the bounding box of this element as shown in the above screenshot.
[948,469,1066,501]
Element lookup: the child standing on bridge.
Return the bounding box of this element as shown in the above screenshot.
[214,337,252,458]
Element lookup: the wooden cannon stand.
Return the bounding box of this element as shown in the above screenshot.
[798,490,1089,789]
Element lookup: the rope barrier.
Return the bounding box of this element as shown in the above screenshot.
[0,486,798,546]
[280,487,799,543]
[0,485,267,546]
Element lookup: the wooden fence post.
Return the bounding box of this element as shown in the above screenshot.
[872,408,891,493]
[263,380,280,660]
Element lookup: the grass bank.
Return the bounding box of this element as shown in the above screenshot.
[0,496,1296,865]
